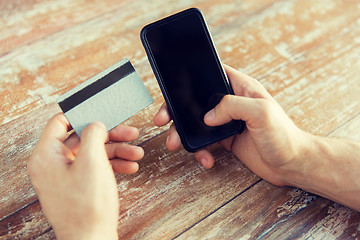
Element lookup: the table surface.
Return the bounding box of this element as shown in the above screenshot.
[1,0,360,239]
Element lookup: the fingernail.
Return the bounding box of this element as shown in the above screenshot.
[204,109,215,121]
[166,135,170,145]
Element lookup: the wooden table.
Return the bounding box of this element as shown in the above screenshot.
[1,0,360,239]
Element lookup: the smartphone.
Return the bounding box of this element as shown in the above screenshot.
[141,8,245,152]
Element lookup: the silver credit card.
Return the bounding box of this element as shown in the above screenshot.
[57,58,153,136]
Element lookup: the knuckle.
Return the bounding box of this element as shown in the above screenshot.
[256,99,275,121]
[221,94,233,104]
[218,95,232,110]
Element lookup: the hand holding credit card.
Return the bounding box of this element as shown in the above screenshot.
[57,58,153,136]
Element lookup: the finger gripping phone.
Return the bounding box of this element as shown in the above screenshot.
[141,8,245,152]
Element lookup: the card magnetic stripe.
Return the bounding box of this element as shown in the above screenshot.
[58,61,135,113]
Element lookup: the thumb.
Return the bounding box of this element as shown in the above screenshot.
[75,122,109,168]
[204,95,270,128]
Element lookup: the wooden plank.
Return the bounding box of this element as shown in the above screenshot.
[0,0,133,54]
[0,133,260,239]
[0,104,60,221]
[0,0,282,56]
[177,180,360,239]
[216,0,360,78]
[262,25,360,135]
[0,201,52,240]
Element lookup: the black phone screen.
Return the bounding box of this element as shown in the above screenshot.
[141,8,244,152]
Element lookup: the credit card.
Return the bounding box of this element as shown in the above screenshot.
[56,58,153,136]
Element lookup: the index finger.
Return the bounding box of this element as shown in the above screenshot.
[224,65,274,101]
[154,102,172,127]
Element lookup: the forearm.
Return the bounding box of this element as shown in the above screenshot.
[284,133,360,211]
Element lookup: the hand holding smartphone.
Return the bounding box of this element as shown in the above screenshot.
[141,8,245,152]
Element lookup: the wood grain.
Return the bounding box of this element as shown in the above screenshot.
[178,181,360,239]
[264,25,360,135]
[0,201,51,240]
[0,104,60,221]
[1,0,360,239]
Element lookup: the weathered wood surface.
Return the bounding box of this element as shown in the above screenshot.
[1,0,360,239]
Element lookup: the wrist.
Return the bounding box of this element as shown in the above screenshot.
[279,130,315,189]
[280,132,352,194]
[280,133,360,211]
